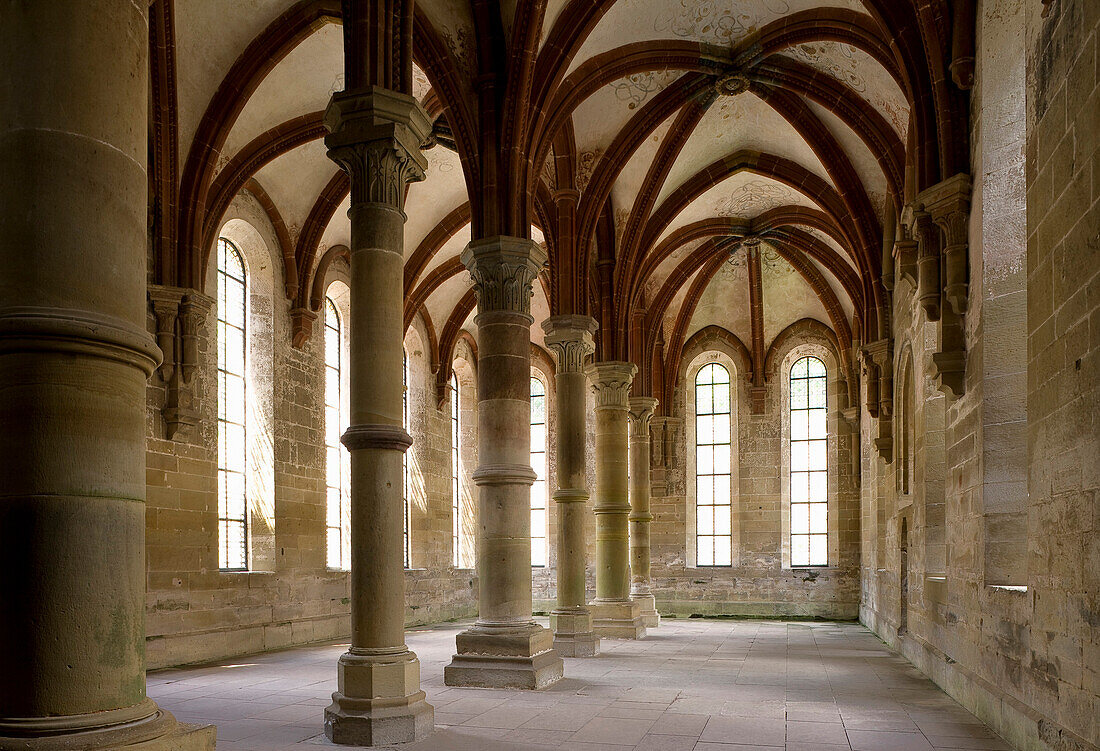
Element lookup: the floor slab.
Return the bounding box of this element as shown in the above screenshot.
[147,619,1011,750]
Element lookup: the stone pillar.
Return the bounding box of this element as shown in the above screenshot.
[323,87,434,745]
[543,315,600,657]
[445,237,564,689]
[587,362,647,639]
[0,3,213,749]
[628,396,660,628]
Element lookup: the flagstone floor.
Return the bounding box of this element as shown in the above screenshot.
[149,618,1010,751]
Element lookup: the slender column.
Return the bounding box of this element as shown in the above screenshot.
[0,3,212,749]
[628,396,660,628]
[445,237,564,689]
[543,315,600,657]
[587,363,647,639]
[323,87,434,745]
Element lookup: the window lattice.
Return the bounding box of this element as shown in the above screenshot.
[695,363,732,566]
[790,356,828,566]
[451,372,466,568]
[324,298,350,570]
[530,377,548,567]
[403,351,410,569]
[217,238,248,571]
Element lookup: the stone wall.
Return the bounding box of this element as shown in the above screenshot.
[144,195,477,669]
[859,2,1099,749]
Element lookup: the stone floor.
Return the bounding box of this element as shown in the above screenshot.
[149,618,1011,751]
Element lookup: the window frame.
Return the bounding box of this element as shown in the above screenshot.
[684,351,739,569]
[529,374,549,568]
[217,237,249,572]
[693,362,735,567]
[324,297,350,571]
[779,345,840,570]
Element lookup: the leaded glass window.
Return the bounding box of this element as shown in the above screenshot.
[790,356,828,566]
[403,350,410,568]
[217,238,248,571]
[451,372,464,567]
[530,377,548,567]
[324,298,350,570]
[695,363,733,566]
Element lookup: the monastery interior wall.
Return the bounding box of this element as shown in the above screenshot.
[860,2,1099,749]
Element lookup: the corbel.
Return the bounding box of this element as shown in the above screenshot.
[895,203,919,288]
[864,339,894,462]
[859,348,880,420]
[913,209,941,322]
[148,285,213,440]
[290,307,318,349]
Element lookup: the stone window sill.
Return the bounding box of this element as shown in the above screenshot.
[987,584,1027,593]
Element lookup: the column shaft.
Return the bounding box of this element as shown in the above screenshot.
[324,87,434,746]
[445,237,564,689]
[543,316,600,657]
[0,3,211,748]
[588,363,646,639]
[628,397,660,628]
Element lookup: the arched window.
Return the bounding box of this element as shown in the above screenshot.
[695,363,732,566]
[790,355,828,566]
[451,372,464,568]
[217,238,248,571]
[324,298,350,570]
[402,350,410,569]
[530,376,548,567]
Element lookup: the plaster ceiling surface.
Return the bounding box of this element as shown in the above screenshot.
[540,0,570,49]
[404,146,469,252]
[781,43,910,138]
[643,236,712,304]
[571,70,685,154]
[412,64,433,102]
[319,195,351,252]
[175,0,298,166]
[221,24,343,164]
[802,226,860,276]
[685,252,752,346]
[565,0,867,78]
[805,253,856,322]
[416,226,472,282]
[252,141,338,232]
[424,271,476,331]
[760,246,830,346]
[802,98,890,221]
[661,268,701,346]
[654,172,817,245]
[609,113,677,218]
[655,91,834,207]
[418,0,477,79]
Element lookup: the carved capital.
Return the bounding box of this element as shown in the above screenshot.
[912,209,942,322]
[587,361,636,410]
[920,173,972,316]
[542,315,597,373]
[325,87,431,211]
[461,236,547,317]
[628,396,658,439]
[178,292,213,385]
[148,286,184,382]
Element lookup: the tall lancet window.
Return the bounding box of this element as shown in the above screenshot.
[530,376,548,567]
[402,350,410,568]
[695,363,732,566]
[790,356,829,566]
[217,238,248,571]
[451,372,462,567]
[324,298,350,570]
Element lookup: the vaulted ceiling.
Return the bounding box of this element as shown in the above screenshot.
[152,0,970,404]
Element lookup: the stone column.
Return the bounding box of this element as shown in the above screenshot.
[628,396,660,628]
[445,237,564,689]
[587,362,647,639]
[543,315,600,657]
[323,87,434,745]
[0,3,213,749]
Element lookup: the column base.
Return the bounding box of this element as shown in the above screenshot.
[324,649,435,746]
[0,701,216,751]
[444,623,564,689]
[590,599,647,639]
[550,609,601,657]
[631,592,661,628]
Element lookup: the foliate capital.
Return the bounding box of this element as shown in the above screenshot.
[628,396,659,438]
[587,361,637,410]
[461,236,548,317]
[324,87,431,211]
[542,315,597,373]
